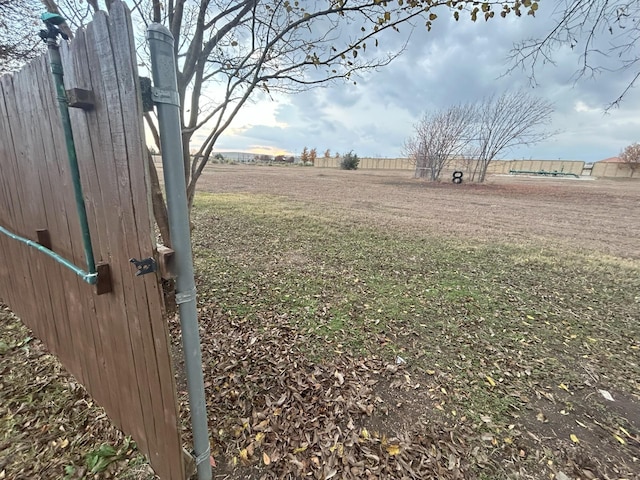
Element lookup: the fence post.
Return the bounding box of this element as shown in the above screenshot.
[147,24,212,480]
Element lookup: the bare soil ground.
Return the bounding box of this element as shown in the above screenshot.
[2,165,638,480]
[193,165,640,259]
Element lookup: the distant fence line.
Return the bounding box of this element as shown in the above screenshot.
[314,156,637,179]
[186,155,636,179]
[315,157,586,175]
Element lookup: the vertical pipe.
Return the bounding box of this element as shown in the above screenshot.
[147,24,212,480]
[46,36,96,275]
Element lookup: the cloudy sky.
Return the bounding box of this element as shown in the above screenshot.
[204,3,640,162]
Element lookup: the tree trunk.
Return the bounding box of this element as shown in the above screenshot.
[414,156,429,179]
[477,160,488,183]
[187,179,197,213]
[147,151,172,247]
[415,167,429,178]
[182,133,191,188]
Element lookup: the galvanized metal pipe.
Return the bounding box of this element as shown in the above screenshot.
[0,225,98,284]
[147,23,212,480]
[46,36,97,275]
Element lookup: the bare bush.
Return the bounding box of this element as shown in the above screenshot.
[404,104,476,181]
[407,91,554,183]
[619,142,640,178]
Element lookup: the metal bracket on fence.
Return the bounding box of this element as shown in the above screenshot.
[176,288,196,305]
[129,257,157,276]
[151,87,179,106]
[181,445,211,479]
[139,77,154,112]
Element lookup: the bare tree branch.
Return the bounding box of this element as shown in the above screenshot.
[0,0,45,72]
[473,90,555,182]
[144,111,161,153]
[508,1,640,109]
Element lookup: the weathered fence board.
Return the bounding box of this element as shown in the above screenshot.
[0,3,184,479]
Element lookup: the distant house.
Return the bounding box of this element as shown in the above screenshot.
[597,156,622,163]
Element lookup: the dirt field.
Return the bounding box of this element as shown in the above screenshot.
[186,166,640,479]
[3,165,638,480]
[193,165,640,259]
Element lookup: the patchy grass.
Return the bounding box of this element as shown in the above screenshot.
[193,193,639,390]
[190,192,640,479]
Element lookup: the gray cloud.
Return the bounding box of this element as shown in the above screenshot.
[216,5,640,162]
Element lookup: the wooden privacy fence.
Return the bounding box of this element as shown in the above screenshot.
[0,3,185,479]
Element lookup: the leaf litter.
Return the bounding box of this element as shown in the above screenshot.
[170,308,500,479]
[0,305,156,480]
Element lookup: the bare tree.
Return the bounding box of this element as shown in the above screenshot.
[404,103,476,181]
[0,0,45,73]
[470,91,554,182]
[408,91,554,183]
[300,146,309,164]
[619,142,640,178]
[509,1,640,108]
